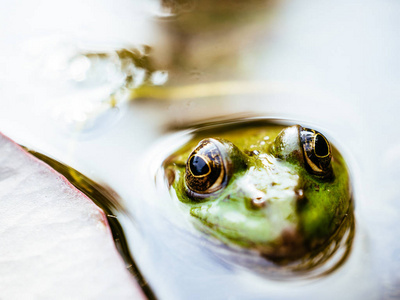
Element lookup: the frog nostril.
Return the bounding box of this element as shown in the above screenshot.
[237,180,267,209]
[250,196,267,209]
[295,189,307,206]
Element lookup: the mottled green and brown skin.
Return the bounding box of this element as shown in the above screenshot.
[164,124,351,259]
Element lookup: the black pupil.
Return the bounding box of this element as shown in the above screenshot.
[315,134,329,157]
[190,156,210,176]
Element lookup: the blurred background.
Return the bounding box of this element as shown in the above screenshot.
[0,0,399,299]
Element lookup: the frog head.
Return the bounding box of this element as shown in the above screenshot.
[164,124,352,260]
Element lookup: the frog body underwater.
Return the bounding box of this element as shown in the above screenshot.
[164,123,352,260]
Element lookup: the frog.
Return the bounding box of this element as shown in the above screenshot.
[163,122,352,261]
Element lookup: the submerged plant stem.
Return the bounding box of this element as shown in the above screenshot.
[130,81,319,101]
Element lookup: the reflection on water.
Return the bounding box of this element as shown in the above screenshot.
[159,118,355,279]
[48,45,168,136]
[154,0,278,84]
[75,48,168,104]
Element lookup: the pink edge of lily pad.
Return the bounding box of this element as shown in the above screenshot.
[0,132,145,299]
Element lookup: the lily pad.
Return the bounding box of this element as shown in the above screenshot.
[0,133,144,299]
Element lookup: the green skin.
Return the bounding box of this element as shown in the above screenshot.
[164,125,351,259]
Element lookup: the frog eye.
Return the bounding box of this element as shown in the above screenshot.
[185,139,227,195]
[300,127,332,175]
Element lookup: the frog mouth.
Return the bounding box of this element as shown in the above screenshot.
[258,227,306,261]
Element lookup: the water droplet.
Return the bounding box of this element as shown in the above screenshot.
[151,70,169,85]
